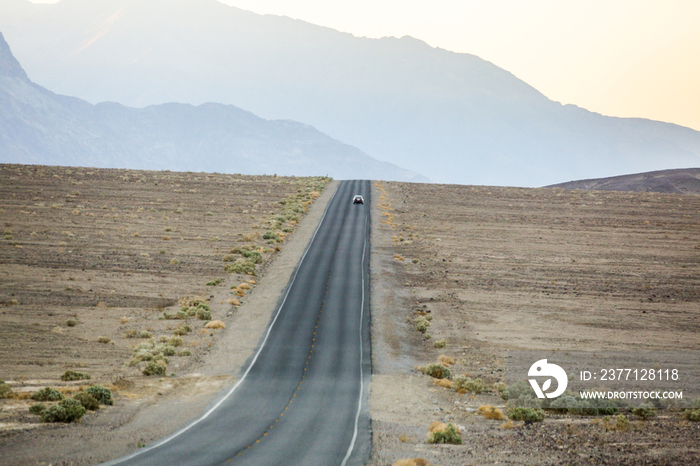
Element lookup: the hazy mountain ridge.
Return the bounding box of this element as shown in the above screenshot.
[547,168,700,195]
[1,0,699,186]
[0,31,425,181]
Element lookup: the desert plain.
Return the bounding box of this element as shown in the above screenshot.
[0,164,699,465]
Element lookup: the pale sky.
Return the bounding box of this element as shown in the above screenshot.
[31,0,700,131]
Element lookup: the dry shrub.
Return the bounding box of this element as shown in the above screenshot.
[246,279,257,285]
[393,459,431,466]
[438,355,454,366]
[432,379,453,389]
[500,420,516,429]
[227,298,241,306]
[205,320,225,329]
[479,405,506,420]
[428,421,447,433]
[238,283,251,290]
[398,434,412,443]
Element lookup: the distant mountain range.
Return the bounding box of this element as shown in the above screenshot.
[1,0,699,186]
[0,32,424,181]
[548,168,700,195]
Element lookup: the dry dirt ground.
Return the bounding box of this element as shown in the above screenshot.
[2,166,700,466]
[0,164,333,465]
[368,181,700,466]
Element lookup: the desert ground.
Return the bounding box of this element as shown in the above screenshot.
[368,181,700,465]
[1,166,699,465]
[0,164,332,464]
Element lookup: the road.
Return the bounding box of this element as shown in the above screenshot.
[104,179,372,466]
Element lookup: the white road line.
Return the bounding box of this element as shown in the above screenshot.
[340,199,369,466]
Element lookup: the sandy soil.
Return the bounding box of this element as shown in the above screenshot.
[0,164,335,465]
[368,181,700,466]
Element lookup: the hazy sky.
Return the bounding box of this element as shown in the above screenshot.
[31,0,700,131]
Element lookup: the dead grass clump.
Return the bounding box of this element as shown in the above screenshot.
[500,419,517,429]
[392,459,431,466]
[432,378,453,389]
[205,320,225,329]
[438,355,454,366]
[479,405,506,420]
[227,298,241,306]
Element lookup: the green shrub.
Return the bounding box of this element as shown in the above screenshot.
[427,423,462,444]
[61,370,90,382]
[74,392,100,411]
[500,380,533,402]
[173,324,191,336]
[86,385,113,405]
[31,387,63,402]
[66,319,78,327]
[206,278,223,286]
[242,251,263,263]
[452,376,485,394]
[178,349,192,356]
[125,329,138,338]
[142,362,167,376]
[684,409,700,422]
[507,407,546,422]
[139,330,153,339]
[632,403,657,420]
[168,336,183,347]
[423,363,450,379]
[507,394,542,410]
[42,398,86,423]
[615,414,629,430]
[225,261,256,275]
[0,380,12,399]
[262,231,280,242]
[434,339,446,348]
[196,308,212,320]
[29,403,47,415]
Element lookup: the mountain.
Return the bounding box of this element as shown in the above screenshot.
[547,168,700,195]
[0,31,424,181]
[1,0,699,187]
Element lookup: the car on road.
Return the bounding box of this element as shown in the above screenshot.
[352,195,364,204]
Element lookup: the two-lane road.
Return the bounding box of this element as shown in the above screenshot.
[105,179,372,466]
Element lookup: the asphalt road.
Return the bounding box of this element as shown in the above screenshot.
[104,179,372,466]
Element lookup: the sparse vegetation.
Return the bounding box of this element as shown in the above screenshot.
[632,403,657,420]
[479,405,506,420]
[74,391,100,411]
[0,380,13,399]
[29,403,47,415]
[31,387,63,402]
[142,361,167,376]
[86,385,113,405]
[61,370,90,382]
[421,363,450,379]
[452,375,485,394]
[41,398,86,423]
[427,422,462,445]
[507,406,546,422]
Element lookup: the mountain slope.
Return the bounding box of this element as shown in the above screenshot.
[547,168,700,195]
[1,0,699,186]
[0,31,425,181]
